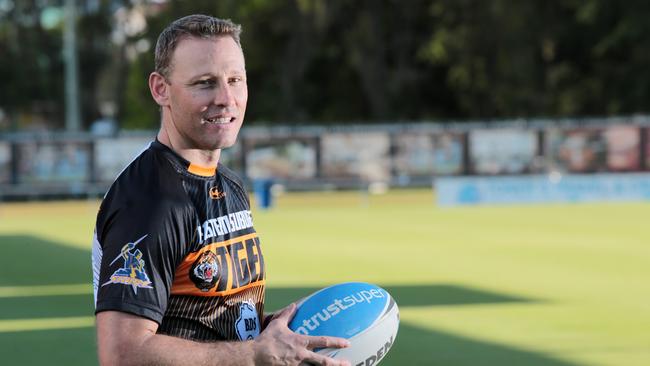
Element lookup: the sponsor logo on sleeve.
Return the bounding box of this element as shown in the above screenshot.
[102,234,153,294]
[235,301,260,340]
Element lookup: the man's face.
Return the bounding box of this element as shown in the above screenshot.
[163,36,247,151]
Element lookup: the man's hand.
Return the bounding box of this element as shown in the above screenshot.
[253,303,351,366]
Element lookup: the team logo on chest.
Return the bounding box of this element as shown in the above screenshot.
[209,186,226,200]
[190,251,220,292]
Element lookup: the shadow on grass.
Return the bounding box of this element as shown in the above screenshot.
[266,284,533,311]
[0,294,94,320]
[0,235,581,365]
[385,322,580,366]
[0,327,96,366]
[0,235,90,286]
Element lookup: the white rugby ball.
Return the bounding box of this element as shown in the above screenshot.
[288,282,399,365]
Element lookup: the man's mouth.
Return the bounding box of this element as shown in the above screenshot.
[201,116,235,124]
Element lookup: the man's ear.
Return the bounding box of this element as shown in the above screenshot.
[149,72,170,106]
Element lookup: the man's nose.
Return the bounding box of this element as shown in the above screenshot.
[213,80,236,107]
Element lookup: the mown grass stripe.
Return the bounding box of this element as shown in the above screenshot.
[0,316,94,333]
[0,284,92,298]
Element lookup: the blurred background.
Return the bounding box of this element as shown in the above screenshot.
[1,1,649,365]
[1,0,650,197]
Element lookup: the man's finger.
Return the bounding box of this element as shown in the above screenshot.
[302,351,351,366]
[305,335,350,350]
[272,302,297,324]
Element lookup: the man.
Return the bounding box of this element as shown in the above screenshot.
[92,15,350,365]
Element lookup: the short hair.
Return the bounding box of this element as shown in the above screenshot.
[154,14,242,78]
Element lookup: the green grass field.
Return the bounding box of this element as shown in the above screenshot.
[1,189,649,365]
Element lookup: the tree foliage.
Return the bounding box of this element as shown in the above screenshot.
[2,0,650,130]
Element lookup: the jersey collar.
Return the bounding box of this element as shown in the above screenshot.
[152,139,217,177]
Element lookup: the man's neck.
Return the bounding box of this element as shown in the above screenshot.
[157,127,221,168]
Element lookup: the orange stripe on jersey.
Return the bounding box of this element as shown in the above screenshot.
[171,233,265,297]
[188,163,216,177]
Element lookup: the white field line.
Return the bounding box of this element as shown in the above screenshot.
[0,316,94,333]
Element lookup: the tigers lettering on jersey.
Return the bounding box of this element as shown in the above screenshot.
[196,210,254,243]
[171,233,265,297]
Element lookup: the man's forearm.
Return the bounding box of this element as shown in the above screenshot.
[130,333,255,366]
[96,311,256,366]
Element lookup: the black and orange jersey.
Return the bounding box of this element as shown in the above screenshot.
[92,140,265,342]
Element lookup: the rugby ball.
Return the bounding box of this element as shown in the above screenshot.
[288,282,399,365]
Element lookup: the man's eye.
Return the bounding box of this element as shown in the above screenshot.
[229,77,243,85]
[196,80,215,87]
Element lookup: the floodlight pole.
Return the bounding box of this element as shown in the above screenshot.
[64,0,81,131]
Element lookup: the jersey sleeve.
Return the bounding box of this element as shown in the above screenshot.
[93,196,194,324]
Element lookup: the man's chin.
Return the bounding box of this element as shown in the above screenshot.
[200,137,238,151]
